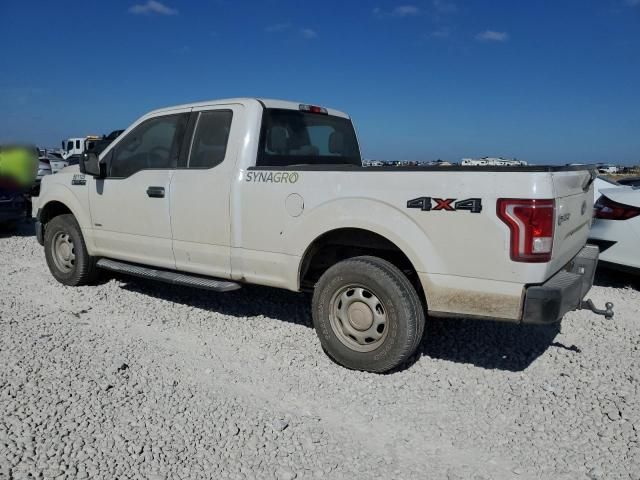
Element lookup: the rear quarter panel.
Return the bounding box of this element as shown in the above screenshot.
[233,169,563,300]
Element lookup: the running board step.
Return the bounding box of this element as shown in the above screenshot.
[96,259,241,292]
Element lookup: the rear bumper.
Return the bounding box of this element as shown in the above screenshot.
[521,245,598,325]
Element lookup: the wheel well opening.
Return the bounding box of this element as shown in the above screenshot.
[300,228,424,298]
[40,201,72,226]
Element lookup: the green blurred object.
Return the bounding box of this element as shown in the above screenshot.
[0,145,38,189]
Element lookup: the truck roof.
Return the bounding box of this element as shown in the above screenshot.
[144,98,351,119]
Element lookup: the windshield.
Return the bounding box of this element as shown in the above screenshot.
[257,108,361,167]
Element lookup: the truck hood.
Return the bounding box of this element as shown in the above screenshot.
[600,186,640,208]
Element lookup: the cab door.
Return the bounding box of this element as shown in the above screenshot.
[169,104,243,278]
[88,111,190,269]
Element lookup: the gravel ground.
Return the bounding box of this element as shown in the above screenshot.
[1,221,639,480]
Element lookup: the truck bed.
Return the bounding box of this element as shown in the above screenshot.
[247,164,598,173]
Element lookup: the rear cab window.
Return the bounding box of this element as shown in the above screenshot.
[257,108,361,167]
[187,110,233,169]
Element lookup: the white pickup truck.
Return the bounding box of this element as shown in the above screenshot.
[33,98,613,372]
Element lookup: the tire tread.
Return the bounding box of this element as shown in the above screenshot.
[312,255,426,373]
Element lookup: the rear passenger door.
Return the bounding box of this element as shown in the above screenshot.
[170,104,242,278]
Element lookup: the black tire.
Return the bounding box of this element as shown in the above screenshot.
[312,256,426,373]
[44,214,98,286]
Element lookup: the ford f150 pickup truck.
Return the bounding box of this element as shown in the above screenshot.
[33,98,613,372]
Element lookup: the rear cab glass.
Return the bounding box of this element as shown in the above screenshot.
[257,108,361,167]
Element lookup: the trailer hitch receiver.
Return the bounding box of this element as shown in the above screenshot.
[580,299,614,320]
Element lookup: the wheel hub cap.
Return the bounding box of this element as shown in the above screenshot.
[347,302,374,331]
[329,285,388,353]
[59,243,71,260]
[51,232,76,273]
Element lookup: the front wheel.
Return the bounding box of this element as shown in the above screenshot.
[44,214,98,286]
[312,256,425,373]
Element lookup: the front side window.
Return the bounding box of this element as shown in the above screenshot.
[188,110,233,168]
[257,108,361,167]
[75,140,80,149]
[66,141,73,152]
[109,114,187,178]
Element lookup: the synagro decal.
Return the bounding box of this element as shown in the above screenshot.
[246,171,299,184]
[407,197,482,213]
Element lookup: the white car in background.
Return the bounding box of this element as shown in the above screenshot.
[593,176,621,202]
[46,153,69,174]
[589,186,640,273]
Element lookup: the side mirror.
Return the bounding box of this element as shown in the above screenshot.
[79,152,105,178]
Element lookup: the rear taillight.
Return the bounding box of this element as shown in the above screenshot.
[593,195,640,220]
[497,199,555,263]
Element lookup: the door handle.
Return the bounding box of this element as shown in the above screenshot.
[146,186,165,198]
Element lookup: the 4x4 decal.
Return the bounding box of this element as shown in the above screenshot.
[407,197,482,213]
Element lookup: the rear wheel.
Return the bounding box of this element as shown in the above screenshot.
[312,256,425,373]
[44,214,97,286]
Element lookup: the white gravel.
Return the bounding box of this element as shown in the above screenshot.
[1,221,639,480]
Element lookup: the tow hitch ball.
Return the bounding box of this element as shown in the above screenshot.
[580,299,614,320]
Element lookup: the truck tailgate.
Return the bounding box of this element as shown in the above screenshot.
[548,170,595,275]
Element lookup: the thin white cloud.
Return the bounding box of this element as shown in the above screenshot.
[433,0,458,14]
[430,28,450,38]
[476,30,509,42]
[393,5,421,16]
[373,5,420,17]
[300,28,318,39]
[265,23,291,33]
[129,0,178,16]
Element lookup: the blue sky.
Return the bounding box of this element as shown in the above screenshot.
[1,0,639,164]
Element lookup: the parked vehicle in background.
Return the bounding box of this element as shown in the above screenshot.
[61,138,84,159]
[34,157,53,195]
[34,97,613,372]
[594,176,621,202]
[617,176,640,188]
[598,165,619,174]
[61,136,100,159]
[65,155,81,167]
[461,157,528,167]
[46,154,69,174]
[87,130,125,155]
[0,187,26,231]
[589,186,640,273]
